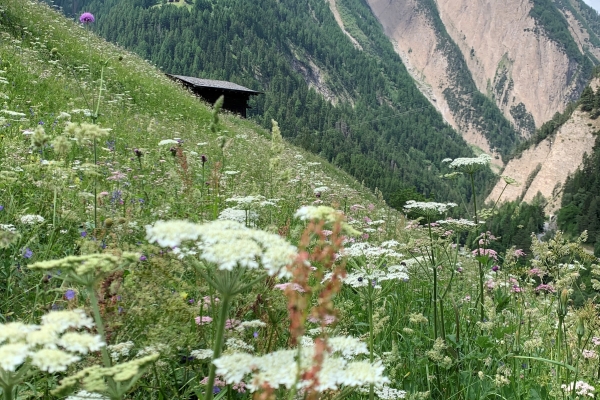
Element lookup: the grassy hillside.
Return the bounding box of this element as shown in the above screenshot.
[43,0,501,205]
[3,2,600,400]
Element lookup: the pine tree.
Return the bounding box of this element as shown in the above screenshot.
[581,85,594,112]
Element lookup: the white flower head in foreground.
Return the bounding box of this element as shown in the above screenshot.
[30,348,80,373]
[0,309,102,373]
[214,336,389,392]
[146,220,297,278]
[404,201,456,218]
[447,153,492,174]
[0,343,31,372]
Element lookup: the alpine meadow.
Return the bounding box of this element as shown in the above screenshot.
[4,0,600,400]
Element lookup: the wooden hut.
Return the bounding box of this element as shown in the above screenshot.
[166,74,261,118]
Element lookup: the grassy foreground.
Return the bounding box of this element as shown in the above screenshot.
[1,1,600,400]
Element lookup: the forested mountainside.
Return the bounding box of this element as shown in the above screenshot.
[46,0,502,205]
[367,0,597,154]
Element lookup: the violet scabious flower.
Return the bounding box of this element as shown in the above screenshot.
[492,265,499,272]
[65,289,76,301]
[0,205,4,211]
[79,12,95,24]
[139,255,147,261]
[22,248,33,259]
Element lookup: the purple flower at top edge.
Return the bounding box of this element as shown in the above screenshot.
[65,290,76,301]
[79,12,95,24]
[0,205,4,211]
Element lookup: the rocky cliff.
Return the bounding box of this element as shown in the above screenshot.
[487,104,598,213]
[366,0,597,158]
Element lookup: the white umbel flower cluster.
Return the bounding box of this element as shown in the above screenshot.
[404,201,456,216]
[213,336,389,392]
[0,309,103,373]
[338,264,409,289]
[561,381,595,397]
[342,242,404,260]
[20,214,45,225]
[447,153,492,174]
[146,220,297,278]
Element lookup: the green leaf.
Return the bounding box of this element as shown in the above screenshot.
[512,355,577,373]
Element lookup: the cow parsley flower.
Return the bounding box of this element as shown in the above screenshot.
[30,348,80,372]
[447,154,492,174]
[67,391,108,400]
[145,220,203,248]
[375,386,407,399]
[190,349,214,360]
[41,309,95,333]
[158,139,179,146]
[58,332,105,354]
[20,214,45,225]
[328,336,369,359]
[107,341,134,362]
[404,201,456,217]
[0,343,31,371]
[0,322,37,344]
[561,381,595,397]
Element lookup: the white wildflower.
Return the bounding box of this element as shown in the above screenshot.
[218,208,256,224]
[447,154,492,173]
[158,139,179,146]
[26,324,59,348]
[213,352,257,383]
[190,349,213,360]
[340,360,390,387]
[58,332,105,354]
[561,381,595,397]
[0,343,30,371]
[107,341,134,362]
[226,338,254,353]
[66,391,109,400]
[404,201,456,216]
[30,348,80,373]
[0,322,38,344]
[0,224,17,232]
[20,214,45,225]
[224,170,240,175]
[328,336,369,359]
[145,220,203,248]
[375,386,407,399]
[41,309,94,333]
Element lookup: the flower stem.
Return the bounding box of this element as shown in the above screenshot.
[205,294,232,400]
[469,173,485,322]
[367,290,375,400]
[87,285,112,368]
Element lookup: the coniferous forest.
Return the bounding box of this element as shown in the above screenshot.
[46,0,512,206]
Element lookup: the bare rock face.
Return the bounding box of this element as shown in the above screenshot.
[365,0,591,154]
[435,0,581,134]
[486,108,598,213]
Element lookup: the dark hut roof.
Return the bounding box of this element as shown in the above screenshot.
[166,74,261,94]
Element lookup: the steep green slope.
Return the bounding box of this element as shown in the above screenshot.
[46,0,497,204]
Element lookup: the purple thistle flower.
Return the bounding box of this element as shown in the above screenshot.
[201,154,208,164]
[22,248,33,259]
[253,331,259,338]
[492,265,499,272]
[65,290,76,301]
[139,255,147,261]
[0,205,4,211]
[79,12,95,24]
[81,231,87,238]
